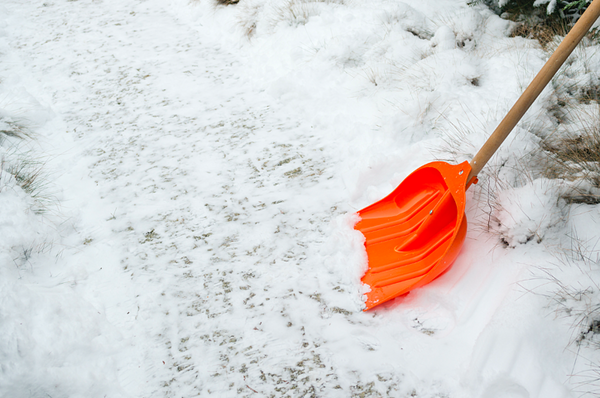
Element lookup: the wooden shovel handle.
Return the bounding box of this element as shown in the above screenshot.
[467,0,600,182]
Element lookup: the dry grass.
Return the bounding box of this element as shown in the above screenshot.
[540,232,600,394]
[0,120,30,142]
[236,1,263,39]
[215,0,239,6]
[505,4,600,50]
[541,104,600,204]
[0,118,52,213]
[270,0,344,28]
[503,8,600,205]
[6,159,45,198]
[510,17,570,50]
[1,153,53,213]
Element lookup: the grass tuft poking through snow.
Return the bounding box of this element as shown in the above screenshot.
[0,119,29,140]
[214,0,240,6]
[541,103,600,204]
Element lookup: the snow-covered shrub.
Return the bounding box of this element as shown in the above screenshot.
[481,0,597,51]
[476,0,597,50]
[480,0,592,19]
[536,30,600,204]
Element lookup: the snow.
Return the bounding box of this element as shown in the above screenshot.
[1,0,600,397]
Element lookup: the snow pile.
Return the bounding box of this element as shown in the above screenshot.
[491,178,565,247]
[0,0,599,397]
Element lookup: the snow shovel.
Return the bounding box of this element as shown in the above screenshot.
[355,0,600,311]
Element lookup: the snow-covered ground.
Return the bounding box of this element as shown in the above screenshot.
[2,0,600,396]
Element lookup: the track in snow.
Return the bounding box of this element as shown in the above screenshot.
[6,0,367,396]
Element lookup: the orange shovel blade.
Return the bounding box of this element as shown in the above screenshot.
[355,161,474,310]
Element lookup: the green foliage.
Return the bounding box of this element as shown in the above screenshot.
[563,0,591,12]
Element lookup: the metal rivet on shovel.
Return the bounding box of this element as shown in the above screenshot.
[354,0,600,311]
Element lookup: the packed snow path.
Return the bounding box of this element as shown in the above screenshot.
[2,0,595,397]
[5,1,371,396]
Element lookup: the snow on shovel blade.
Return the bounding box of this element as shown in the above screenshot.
[354,161,474,310]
